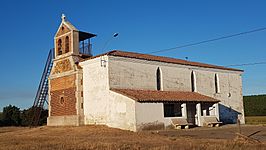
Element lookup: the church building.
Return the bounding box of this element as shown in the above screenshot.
[47,15,245,131]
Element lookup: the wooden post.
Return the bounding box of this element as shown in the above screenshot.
[237,118,241,134]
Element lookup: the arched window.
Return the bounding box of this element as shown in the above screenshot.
[60,96,65,105]
[65,36,70,53]
[156,67,162,91]
[215,74,220,93]
[191,71,196,92]
[57,39,62,55]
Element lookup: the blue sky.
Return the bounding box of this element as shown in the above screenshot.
[0,0,265,110]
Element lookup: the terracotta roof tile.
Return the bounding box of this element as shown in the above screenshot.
[83,50,243,72]
[111,88,220,103]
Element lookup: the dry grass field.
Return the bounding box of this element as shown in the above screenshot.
[0,125,266,150]
[245,116,266,125]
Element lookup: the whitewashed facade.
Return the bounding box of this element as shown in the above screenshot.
[80,52,244,131]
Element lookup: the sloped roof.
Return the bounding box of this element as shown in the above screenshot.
[54,21,78,37]
[64,21,78,31]
[111,88,220,103]
[84,50,242,72]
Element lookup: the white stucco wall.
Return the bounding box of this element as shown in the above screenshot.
[135,102,192,130]
[80,54,244,131]
[108,56,245,124]
[80,56,137,131]
[108,91,136,131]
[81,56,110,124]
[135,102,164,130]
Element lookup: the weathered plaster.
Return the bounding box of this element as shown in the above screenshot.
[108,56,244,125]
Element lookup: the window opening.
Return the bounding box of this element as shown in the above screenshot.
[156,67,162,91]
[65,36,70,53]
[164,103,182,117]
[191,71,196,92]
[215,74,220,93]
[60,96,65,105]
[57,39,62,55]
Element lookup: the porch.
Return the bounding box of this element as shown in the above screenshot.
[163,102,221,128]
[111,89,221,130]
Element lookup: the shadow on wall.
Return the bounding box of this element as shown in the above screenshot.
[137,121,165,131]
[219,104,241,124]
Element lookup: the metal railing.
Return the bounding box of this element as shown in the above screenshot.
[79,42,92,56]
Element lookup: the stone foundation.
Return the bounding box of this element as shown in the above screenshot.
[47,115,80,126]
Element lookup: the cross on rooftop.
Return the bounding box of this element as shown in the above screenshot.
[61,14,66,22]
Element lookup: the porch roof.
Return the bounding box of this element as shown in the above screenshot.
[111,88,220,103]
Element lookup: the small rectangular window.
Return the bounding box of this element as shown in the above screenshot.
[81,103,83,109]
[81,91,83,97]
[164,103,182,117]
[81,79,83,85]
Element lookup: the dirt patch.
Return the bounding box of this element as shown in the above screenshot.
[0,125,265,150]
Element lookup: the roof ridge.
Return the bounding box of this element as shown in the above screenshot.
[111,88,199,93]
[106,50,243,72]
[81,50,243,72]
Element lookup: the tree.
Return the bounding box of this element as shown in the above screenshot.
[20,107,48,126]
[20,107,34,126]
[0,105,48,126]
[0,112,3,126]
[2,105,21,126]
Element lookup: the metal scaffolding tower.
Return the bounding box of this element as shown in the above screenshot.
[30,49,54,126]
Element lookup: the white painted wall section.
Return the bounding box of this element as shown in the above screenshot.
[108,91,136,131]
[81,56,110,125]
[108,56,244,124]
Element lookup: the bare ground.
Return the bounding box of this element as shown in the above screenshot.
[0,125,265,150]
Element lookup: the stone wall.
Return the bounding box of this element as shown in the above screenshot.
[50,74,76,90]
[47,115,79,126]
[55,24,71,38]
[54,23,72,57]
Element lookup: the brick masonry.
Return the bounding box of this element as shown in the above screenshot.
[50,87,76,116]
[50,75,77,116]
[48,17,84,126]
[50,74,75,91]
